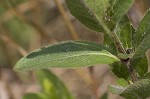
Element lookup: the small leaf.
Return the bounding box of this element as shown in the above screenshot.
[116,78,129,87]
[133,9,150,58]
[117,23,133,49]
[112,0,134,23]
[104,15,132,55]
[104,33,117,54]
[36,70,73,99]
[65,0,105,32]
[120,79,150,99]
[42,79,56,96]
[84,0,109,20]
[131,56,148,77]
[133,9,150,48]
[100,92,108,99]
[108,0,117,7]
[14,41,120,71]
[109,85,125,94]
[144,72,150,79]
[111,55,148,80]
[23,93,47,99]
[110,62,129,80]
[133,34,150,58]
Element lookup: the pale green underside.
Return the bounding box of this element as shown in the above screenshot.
[14,41,119,71]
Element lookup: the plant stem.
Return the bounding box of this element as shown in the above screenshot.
[102,22,138,82]
[125,61,138,82]
[102,22,126,54]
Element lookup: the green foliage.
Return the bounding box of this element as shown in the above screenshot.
[14,41,119,71]
[23,70,73,99]
[133,9,150,58]
[109,78,150,99]
[116,78,129,87]
[120,79,150,99]
[100,92,108,99]
[23,93,47,99]
[13,0,150,98]
[65,0,105,32]
[117,23,133,49]
[132,56,148,77]
[108,85,125,94]
[144,72,150,79]
[112,0,134,23]
[110,62,129,80]
[36,70,73,99]
[84,0,109,20]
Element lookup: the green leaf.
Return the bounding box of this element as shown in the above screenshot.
[133,10,150,58]
[23,93,47,99]
[117,23,133,49]
[36,70,73,99]
[108,0,117,7]
[133,34,150,58]
[110,62,129,80]
[104,33,117,54]
[65,0,106,32]
[100,92,108,99]
[120,79,150,99]
[144,72,150,79]
[112,0,134,23]
[14,41,120,71]
[104,15,132,55]
[109,85,125,94]
[111,55,148,80]
[116,78,129,87]
[84,0,109,20]
[131,56,148,77]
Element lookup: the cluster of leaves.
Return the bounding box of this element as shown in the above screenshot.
[14,0,150,98]
[23,70,73,99]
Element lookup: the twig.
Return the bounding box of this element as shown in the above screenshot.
[54,0,80,40]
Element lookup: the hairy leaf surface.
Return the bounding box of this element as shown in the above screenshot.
[66,0,104,32]
[14,41,120,71]
[133,10,150,58]
[84,0,109,20]
[117,23,132,49]
[120,79,150,99]
[109,85,125,94]
[112,0,134,22]
[132,56,148,77]
[110,62,129,80]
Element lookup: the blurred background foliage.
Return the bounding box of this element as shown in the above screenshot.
[0,0,150,99]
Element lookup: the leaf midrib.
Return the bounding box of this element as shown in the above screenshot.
[27,51,119,62]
